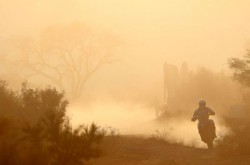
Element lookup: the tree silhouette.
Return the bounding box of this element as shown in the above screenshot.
[8,23,120,99]
[229,50,250,87]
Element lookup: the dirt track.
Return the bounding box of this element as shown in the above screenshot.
[90,135,250,165]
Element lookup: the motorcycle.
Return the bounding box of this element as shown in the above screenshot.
[198,120,216,149]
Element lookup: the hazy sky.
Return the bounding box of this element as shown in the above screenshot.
[1,0,250,93]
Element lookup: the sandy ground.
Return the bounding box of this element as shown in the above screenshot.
[89,135,250,165]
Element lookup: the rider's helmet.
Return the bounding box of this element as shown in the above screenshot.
[199,99,206,107]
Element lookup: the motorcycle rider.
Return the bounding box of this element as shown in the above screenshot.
[191,99,217,142]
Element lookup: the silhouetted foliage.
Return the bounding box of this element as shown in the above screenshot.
[228,50,250,110]
[216,117,250,156]
[0,81,105,165]
[229,50,250,87]
[216,51,250,156]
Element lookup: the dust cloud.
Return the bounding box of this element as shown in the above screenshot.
[67,101,227,148]
[67,101,155,134]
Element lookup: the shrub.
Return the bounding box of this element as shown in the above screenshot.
[0,82,105,164]
[216,117,250,156]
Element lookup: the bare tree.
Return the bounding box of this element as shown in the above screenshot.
[7,23,120,99]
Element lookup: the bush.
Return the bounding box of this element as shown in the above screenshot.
[216,117,250,156]
[216,51,250,157]
[0,82,105,165]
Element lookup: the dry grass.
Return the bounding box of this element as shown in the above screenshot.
[90,135,250,165]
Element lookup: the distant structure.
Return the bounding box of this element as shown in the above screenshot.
[156,62,187,118]
[163,62,179,104]
[180,62,188,83]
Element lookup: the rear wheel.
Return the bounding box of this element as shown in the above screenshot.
[199,122,216,149]
[207,141,213,149]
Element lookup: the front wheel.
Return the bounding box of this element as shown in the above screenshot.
[207,141,213,149]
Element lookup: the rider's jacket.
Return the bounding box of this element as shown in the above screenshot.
[192,107,215,124]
